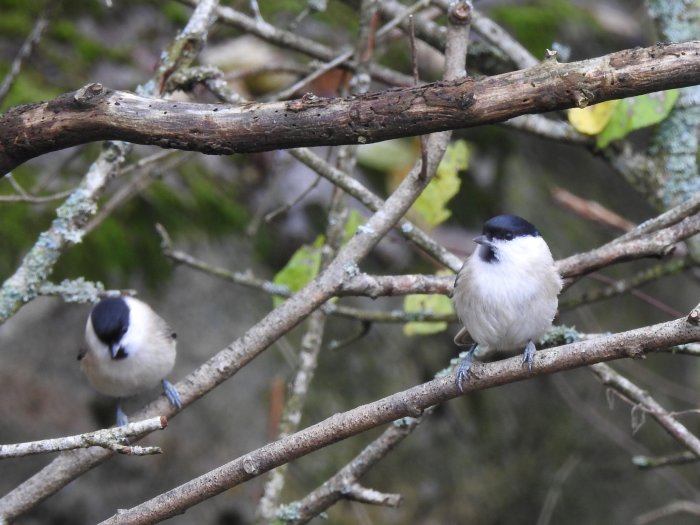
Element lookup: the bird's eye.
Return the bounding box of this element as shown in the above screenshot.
[504,232,513,240]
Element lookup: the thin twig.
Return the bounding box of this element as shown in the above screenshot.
[561,257,690,311]
[632,451,698,469]
[614,194,700,244]
[590,363,700,457]
[633,500,700,525]
[0,417,167,459]
[0,4,51,104]
[272,0,428,100]
[551,186,636,232]
[408,14,429,181]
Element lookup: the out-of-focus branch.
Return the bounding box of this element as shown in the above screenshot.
[614,194,700,244]
[279,416,422,524]
[560,257,691,311]
[633,451,699,469]
[590,363,700,457]
[551,187,636,232]
[634,500,700,525]
[0,417,167,459]
[273,0,427,101]
[0,141,127,324]
[180,0,413,87]
[0,3,52,105]
[557,213,700,284]
[288,147,463,270]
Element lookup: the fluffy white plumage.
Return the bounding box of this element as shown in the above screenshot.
[453,234,562,351]
[452,215,562,387]
[81,296,177,398]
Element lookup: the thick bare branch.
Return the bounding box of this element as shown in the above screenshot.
[2,41,699,175]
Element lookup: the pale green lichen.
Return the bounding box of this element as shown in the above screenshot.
[38,278,105,304]
[644,1,700,209]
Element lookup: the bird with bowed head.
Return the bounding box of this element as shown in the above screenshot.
[452,214,562,391]
[79,296,182,426]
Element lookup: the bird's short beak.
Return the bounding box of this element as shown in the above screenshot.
[109,343,122,360]
[473,235,493,247]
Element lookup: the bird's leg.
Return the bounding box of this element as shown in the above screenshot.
[455,343,478,392]
[162,379,182,410]
[522,340,536,372]
[115,400,129,427]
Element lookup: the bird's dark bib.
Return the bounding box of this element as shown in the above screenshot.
[112,347,129,360]
[478,243,497,263]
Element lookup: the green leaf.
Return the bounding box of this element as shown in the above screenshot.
[596,90,679,148]
[403,270,455,336]
[356,139,417,173]
[272,235,324,307]
[567,100,620,135]
[342,209,364,245]
[491,0,597,57]
[412,140,468,227]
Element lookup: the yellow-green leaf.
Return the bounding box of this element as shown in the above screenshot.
[342,209,364,245]
[567,100,620,135]
[272,235,324,307]
[356,138,417,173]
[403,270,455,336]
[412,140,468,227]
[596,90,679,148]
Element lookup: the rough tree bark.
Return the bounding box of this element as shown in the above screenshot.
[1,41,699,175]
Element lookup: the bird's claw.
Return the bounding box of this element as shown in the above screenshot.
[162,379,182,410]
[522,340,536,372]
[455,344,477,393]
[116,402,129,427]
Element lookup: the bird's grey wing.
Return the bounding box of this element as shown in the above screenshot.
[451,262,468,298]
[156,316,177,342]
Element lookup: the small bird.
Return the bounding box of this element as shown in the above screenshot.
[452,214,562,390]
[79,296,182,426]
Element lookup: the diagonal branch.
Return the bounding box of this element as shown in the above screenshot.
[590,363,700,457]
[98,315,700,525]
[2,41,699,175]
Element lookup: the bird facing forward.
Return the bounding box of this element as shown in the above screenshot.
[452,214,562,390]
[79,296,182,426]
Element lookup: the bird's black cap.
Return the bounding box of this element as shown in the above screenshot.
[482,214,539,241]
[91,297,130,347]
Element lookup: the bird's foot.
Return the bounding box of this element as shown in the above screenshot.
[115,402,129,427]
[162,379,182,410]
[455,344,477,393]
[522,340,536,372]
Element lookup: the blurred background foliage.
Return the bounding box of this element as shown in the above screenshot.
[0,1,698,525]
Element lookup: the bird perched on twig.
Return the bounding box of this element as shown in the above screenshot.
[452,214,562,391]
[79,296,182,426]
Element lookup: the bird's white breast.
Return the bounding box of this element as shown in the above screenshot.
[453,235,562,351]
[81,297,176,398]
